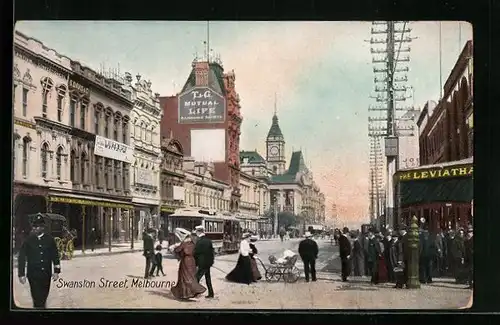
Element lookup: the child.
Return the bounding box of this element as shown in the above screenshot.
[149,245,166,277]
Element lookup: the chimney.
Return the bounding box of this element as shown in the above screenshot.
[194,61,209,86]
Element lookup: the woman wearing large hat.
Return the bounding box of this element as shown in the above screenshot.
[225,233,254,284]
[170,231,207,300]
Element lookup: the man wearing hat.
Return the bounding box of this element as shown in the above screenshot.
[298,231,319,282]
[464,225,473,289]
[142,228,155,279]
[338,227,352,282]
[193,225,215,298]
[18,213,61,309]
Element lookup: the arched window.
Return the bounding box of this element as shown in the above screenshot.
[70,150,76,182]
[56,147,63,180]
[95,157,100,186]
[114,161,120,189]
[41,143,49,178]
[69,98,76,127]
[122,121,128,144]
[42,90,49,117]
[104,158,109,189]
[80,102,87,130]
[113,119,118,140]
[273,166,277,173]
[141,122,145,141]
[81,152,87,184]
[94,110,100,134]
[22,137,30,177]
[105,116,110,138]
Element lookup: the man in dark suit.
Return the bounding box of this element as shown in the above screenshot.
[18,214,61,309]
[142,229,155,279]
[298,231,319,282]
[338,227,352,282]
[193,225,215,298]
[398,225,409,287]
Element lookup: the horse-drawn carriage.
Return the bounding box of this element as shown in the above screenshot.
[27,213,76,260]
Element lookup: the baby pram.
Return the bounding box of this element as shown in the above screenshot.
[255,249,300,283]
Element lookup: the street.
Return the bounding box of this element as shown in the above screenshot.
[13,238,472,309]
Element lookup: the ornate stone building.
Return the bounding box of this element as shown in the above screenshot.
[122,73,162,231]
[239,112,327,233]
[182,159,231,212]
[13,31,73,250]
[48,59,135,249]
[159,135,186,237]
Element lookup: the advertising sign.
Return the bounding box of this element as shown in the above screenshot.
[178,87,225,124]
[397,164,473,181]
[94,135,134,163]
[385,136,399,157]
[135,168,156,187]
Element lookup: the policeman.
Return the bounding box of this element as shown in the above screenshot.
[18,214,61,309]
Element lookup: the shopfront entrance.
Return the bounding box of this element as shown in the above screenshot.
[48,195,133,252]
[395,162,473,232]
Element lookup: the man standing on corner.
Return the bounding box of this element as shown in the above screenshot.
[298,231,319,282]
[193,225,215,298]
[18,214,61,309]
[142,228,155,279]
[338,227,353,282]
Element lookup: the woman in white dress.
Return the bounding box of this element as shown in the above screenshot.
[225,233,254,284]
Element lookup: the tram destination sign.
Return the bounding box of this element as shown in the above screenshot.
[178,87,225,124]
[397,164,473,181]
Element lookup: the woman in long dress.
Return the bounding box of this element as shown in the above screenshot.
[225,233,254,284]
[249,236,262,281]
[171,234,207,300]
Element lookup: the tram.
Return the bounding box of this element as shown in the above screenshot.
[167,208,241,254]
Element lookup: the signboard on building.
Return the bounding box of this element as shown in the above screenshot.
[94,135,134,163]
[385,136,399,157]
[135,168,156,187]
[69,78,90,96]
[173,185,185,201]
[397,164,473,181]
[178,87,225,124]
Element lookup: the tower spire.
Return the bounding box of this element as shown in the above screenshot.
[274,92,277,115]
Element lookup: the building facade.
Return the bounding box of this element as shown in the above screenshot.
[159,57,242,212]
[417,40,473,166]
[182,159,231,212]
[239,113,327,233]
[123,73,163,231]
[13,31,73,250]
[48,59,135,249]
[159,135,186,237]
[396,40,474,231]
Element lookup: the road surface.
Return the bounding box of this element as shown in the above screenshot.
[12,238,471,309]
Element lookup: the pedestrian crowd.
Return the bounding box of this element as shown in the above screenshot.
[339,224,473,289]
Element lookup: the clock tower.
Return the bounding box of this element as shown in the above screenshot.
[266,112,286,175]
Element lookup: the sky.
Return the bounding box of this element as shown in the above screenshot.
[15,21,473,227]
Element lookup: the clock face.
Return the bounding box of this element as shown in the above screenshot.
[270,146,279,156]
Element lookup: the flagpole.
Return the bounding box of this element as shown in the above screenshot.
[439,21,443,99]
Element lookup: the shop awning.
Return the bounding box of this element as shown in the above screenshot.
[399,177,473,206]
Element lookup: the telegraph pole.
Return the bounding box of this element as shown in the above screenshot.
[368,21,415,230]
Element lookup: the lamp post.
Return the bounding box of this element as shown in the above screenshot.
[407,215,421,289]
